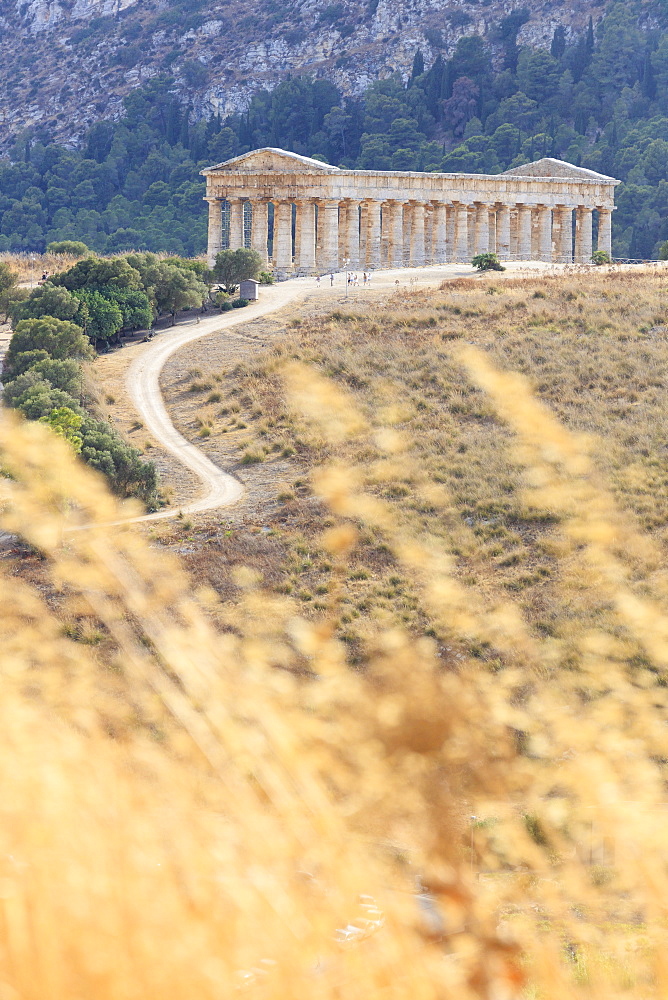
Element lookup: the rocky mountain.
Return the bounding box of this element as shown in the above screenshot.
[0,0,614,149]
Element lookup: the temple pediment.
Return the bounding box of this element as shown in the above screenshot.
[202,147,340,175]
[503,157,619,183]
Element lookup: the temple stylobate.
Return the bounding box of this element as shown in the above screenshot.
[202,148,619,277]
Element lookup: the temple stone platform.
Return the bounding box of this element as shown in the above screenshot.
[202,148,619,277]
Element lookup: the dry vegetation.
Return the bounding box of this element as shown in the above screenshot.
[4,269,668,997]
[163,270,668,671]
[0,251,83,282]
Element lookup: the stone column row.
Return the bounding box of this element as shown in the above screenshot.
[206,197,615,272]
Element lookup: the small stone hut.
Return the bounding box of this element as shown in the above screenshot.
[239,278,260,301]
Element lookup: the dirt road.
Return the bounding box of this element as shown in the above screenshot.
[125,276,315,521]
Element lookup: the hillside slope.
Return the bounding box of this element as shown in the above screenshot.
[154,268,668,671]
[0,0,606,147]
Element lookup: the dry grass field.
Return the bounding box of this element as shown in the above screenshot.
[159,269,668,672]
[4,268,668,998]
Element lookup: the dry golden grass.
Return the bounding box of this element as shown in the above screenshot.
[172,270,668,671]
[4,269,668,997]
[0,251,82,282]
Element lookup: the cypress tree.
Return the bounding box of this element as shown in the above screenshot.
[441,60,453,101]
[410,49,425,82]
[641,50,657,99]
[586,16,595,54]
[179,105,190,148]
[551,26,566,61]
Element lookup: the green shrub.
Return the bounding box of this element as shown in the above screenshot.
[46,240,90,257]
[471,252,506,272]
[219,300,233,312]
[232,298,249,309]
[591,250,612,265]
[38,406,84,453]
[259,271,275,285]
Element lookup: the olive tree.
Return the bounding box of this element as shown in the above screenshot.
[212,248,262,294]
[6,317,94,369]
[47,240,90,258]
[9,282,81,325]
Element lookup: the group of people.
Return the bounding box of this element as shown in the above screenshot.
[315,271,373,288]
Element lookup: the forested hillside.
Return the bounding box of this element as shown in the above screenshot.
[2,1,668,258]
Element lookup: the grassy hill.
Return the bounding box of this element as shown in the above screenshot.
[157,268,668,673]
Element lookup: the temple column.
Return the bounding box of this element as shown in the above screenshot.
[474,203,489,254]
[338,202,348,265]
[229,198,244,250]
[250,200,269,264]
[597,207,613,257]
[380,202,392,267]
[296,200,316,275]
[446,203,456,261]
[273,200,293,278]
[496,204,511,260]
[509,209,519,259]
[517,204,533,260]
[575,206,593,263]
[530,209,540,259]
[206,198,223,266]
[537,205,553,262]
[425,204,434,265]
[454,203,469,262]
[359,202,368,267]
[402,203,411,265]
[344,200,360,269]
[555,206,573,263]
[364,199,382,269]
[388,201,404,268]
[433,202,447,263]
[467,206,476,258]
[409,202,426,266]
[488,206,497,254]
[317,199,340,273]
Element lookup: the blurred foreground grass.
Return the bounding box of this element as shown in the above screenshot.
[3,276,668,996]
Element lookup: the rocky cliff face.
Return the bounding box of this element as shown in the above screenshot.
[0,0,615,148]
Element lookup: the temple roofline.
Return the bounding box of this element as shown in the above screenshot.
[202,149,619,187]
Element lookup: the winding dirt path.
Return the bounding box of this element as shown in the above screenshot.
[125,276,313,522]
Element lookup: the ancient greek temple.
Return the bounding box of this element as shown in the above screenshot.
[202,148,619,277]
